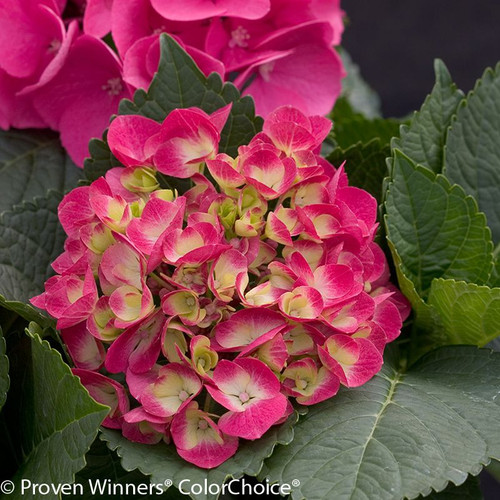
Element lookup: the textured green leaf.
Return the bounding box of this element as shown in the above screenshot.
[263,346,500,500]
[385,150,493,297]
[327,139,390,203]
[398,59,464,173]
[426,279,500,347]
[10,325,108,500]
[332,116,400,151]
[0,129,81,213]
[425,475,482,499]
[100,412,298,500]
[409,278,500,361]
[0,191,64,326]
[85,35,262,181]
[386,239,441,329]
[83,133,121,183]
[0,327,9,411]
[385,240,448,364]
[445,62,500,243]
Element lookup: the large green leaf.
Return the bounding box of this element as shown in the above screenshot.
[0,327,8,411]
[385,150,493,297]
[10,325,108,500]
[0,191,65,326]
[85,35,262,181]
[327,139,390,203]
[100,412,298,500]
[427,278,500,347]
[0,129,81,213]
[444,62,500,243]
[397,59,464,173]
[263,346,500,500]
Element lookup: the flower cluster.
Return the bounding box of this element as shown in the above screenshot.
[32,105,409,469]
[0,0,345,166]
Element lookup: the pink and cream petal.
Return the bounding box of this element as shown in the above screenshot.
[319,335,383,387]
[214,308,288,351]
[141,364,202,418]
[218,393,287,440]
[170,401,238,469]
[279,286,324,321]
[61,322,105,371]
[72,369,130,429]
[105,311,164,374]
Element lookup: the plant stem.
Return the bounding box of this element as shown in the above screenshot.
[149,273,170,288]
[203,390,212,413]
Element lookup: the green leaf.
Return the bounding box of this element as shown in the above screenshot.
[10,324,108,499]
[331,115,401,151]
[0,129,81,213]
[426,278,500,346]
[386,240,447,363]
[397,59,464,173]
[85,35,262,181]
[0,327,9,411]
[83,134,121,184]
[326,139,390,203]
[387,239,442,330]
[425,475,482,499]
[263,346,500,500]
[100,411,298,500]
[385,150,493,298]
[444,62,500,243]
[0,191,65,326]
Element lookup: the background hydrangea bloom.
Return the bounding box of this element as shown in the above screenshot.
[0,0,345,165]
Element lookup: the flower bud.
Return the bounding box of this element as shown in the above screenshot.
[121,166,160,193]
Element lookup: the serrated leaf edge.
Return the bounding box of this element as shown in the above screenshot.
[17,326,109,487]
[385,149,495,288]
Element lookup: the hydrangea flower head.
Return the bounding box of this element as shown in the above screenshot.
[32,105,409,468]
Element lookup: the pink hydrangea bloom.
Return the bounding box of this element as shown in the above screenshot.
[205,6,345,115]
[32,104,410,469]
[28,35,131,166]
[0,0,345,166]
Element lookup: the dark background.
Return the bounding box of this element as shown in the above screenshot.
[343,2,500,497]
[342,0,500,117]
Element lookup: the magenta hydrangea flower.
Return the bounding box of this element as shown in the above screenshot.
[32,105,410,469]
[0,0,345,166]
